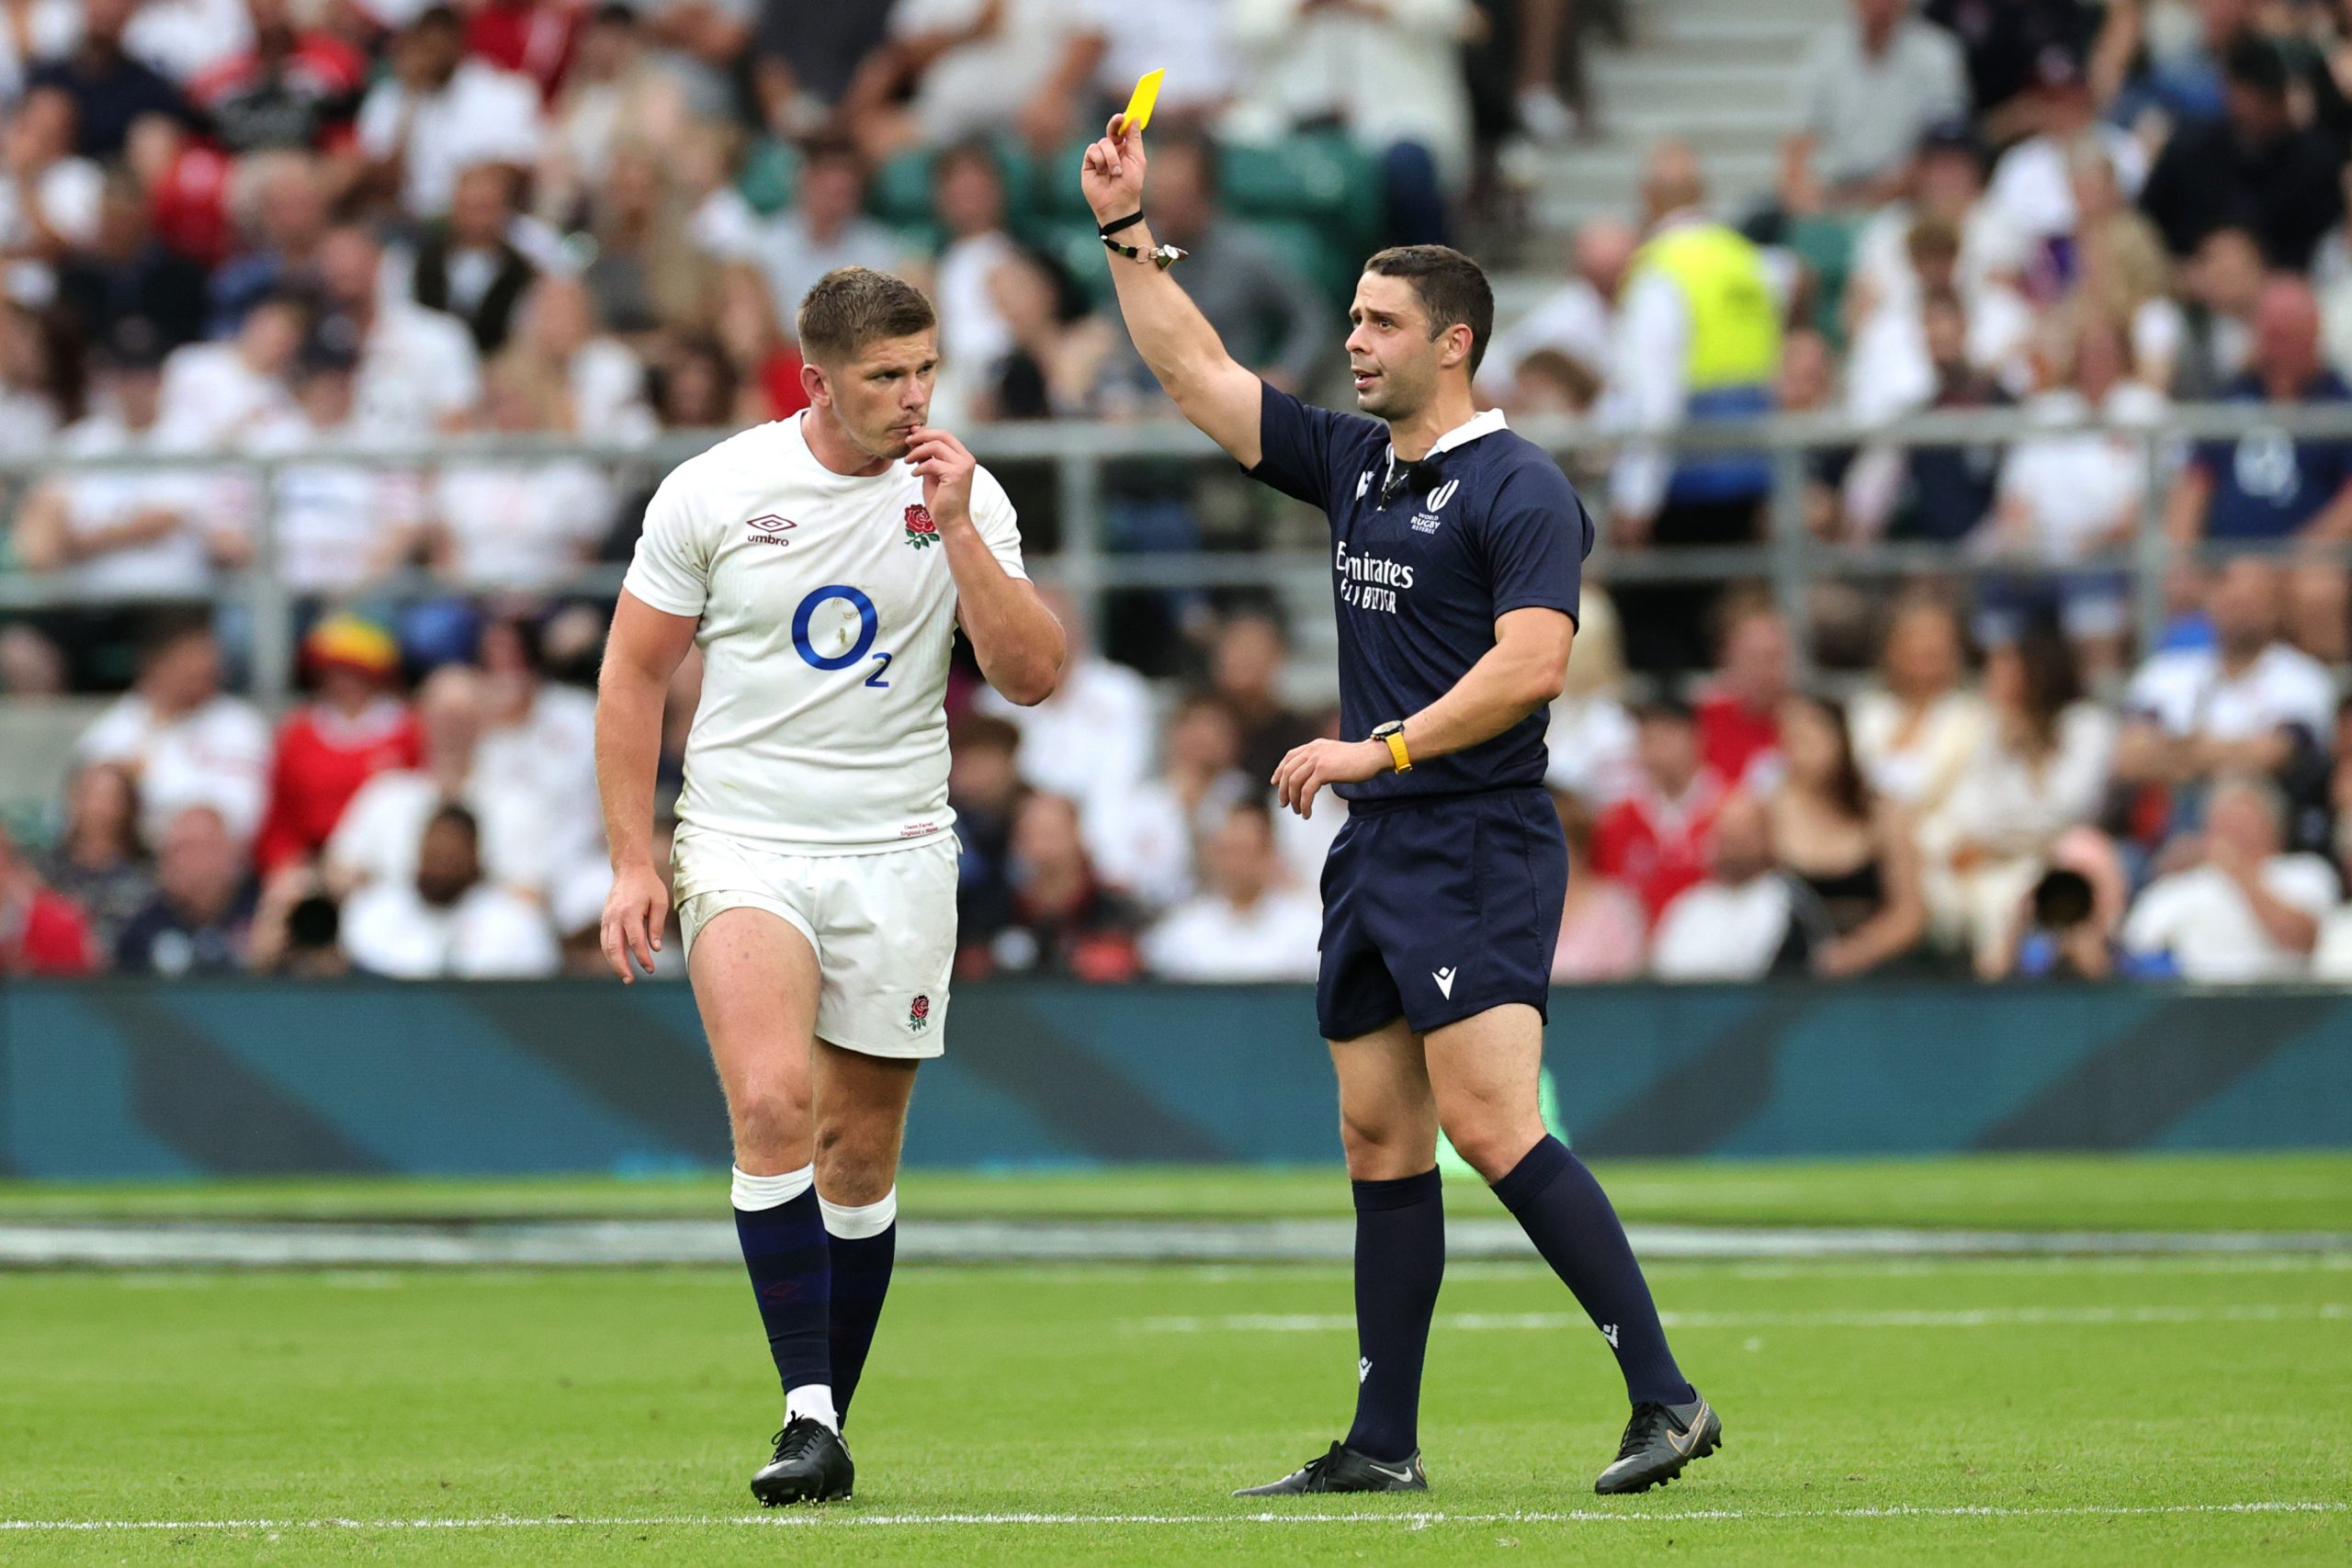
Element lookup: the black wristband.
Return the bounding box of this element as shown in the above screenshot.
[1098,210,1146,238]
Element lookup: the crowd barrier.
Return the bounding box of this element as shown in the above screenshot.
[2,978,2345,1179]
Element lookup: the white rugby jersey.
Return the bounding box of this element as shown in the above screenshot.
[622,412,1027,853]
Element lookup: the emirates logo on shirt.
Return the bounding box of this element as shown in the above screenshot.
[903,503,940,549]
[745,513,796,547]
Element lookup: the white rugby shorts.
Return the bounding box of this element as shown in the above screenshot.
[671,827,959,1060]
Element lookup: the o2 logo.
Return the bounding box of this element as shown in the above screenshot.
[792,584,891,688]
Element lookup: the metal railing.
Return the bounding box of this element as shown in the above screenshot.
[4,399,2349,704]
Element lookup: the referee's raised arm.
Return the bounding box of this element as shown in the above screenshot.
[1080,116,1266,467]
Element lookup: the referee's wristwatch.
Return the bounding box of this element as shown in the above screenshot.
[1372,720,1412,773]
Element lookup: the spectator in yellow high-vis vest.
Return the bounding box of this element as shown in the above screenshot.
[1608,141,1792,674]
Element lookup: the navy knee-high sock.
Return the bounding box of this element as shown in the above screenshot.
[733,1168,831,1409]
[1492,1136,1694,1406]
[1343,1168,1445,1462]
[823,1190,898,1425]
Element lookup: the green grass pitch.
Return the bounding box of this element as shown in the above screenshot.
[2,1154,2347,1565]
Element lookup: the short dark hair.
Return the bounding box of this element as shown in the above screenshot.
[425,803,480,844]
[796,266,936,365]
[1363,245,1494,373]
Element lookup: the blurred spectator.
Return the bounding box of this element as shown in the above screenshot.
[0,3,77,109]
[1550,788,1645,982]
[0,296,74,455]
[2070,147,2182,390]
[254,615,422,874]
[341,802,561,976]
[1140,797,1320,980]
[126,0,254,85]
[1849,595,1988,827]
[2114,558,2334,837]
[1790,0,1969,209]
[206,150,332,336]
[58,169,210,353]
[1979,310,2168,676]
[11,320,243,601]
[427,354,616,586]
[1209,606,1316,786]
[1591,697,1730,924]
[0,624,69,695]
[474,612,603,881]
[1925,0,2097,128]
[1982,49,2146,254]
[1224,0,1474,238]
[1097,132,1329,402]
[356,6,544,220]
[1875,290,2012,543]
[542,4,691,219]
[1931,626,2116,972]
[947,712,1024,945]
[847,0,1105,157]
[27,0,190,161]
[2003,863,2126,979]
[75,624,268,845]
[979,247,1115,420]
[928,139,1019,423]
[713,258,809,422]
[186,0,368,156]
[2170,225,2264,400]
[405,162,545,355]
[1765,693,1927,976]
[38,761,154,953]
[2139,31,2342,270]
[2120,773,2336,979]
[1480,218,1633,411]
[0,818,96,975]
[0,85,103,305]
[1609,142,1786,674]
[979,585,1151,825]
[114,802,256,974]
[581,140,719,345]
[2167,276,2352,548]
[506,274,654,442]
[329,664,550,897]
[1649,792,1827,980]
[314,222,484,435]
[155,287,304,446]
[1088,692,1252,912]
[723,133,903,331]
[463,0,584,101]
[1543,585,1638,805]
[1697,598,1793,790]
[644,332,747,430]
[752,0,898,139]
[1090,0,1236,130]
[958,791,1142,981]
[255,882,349,977]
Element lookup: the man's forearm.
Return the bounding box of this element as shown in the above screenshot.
[1394,636,1566,764]
[944,524,1064,705]
[594,675,666,871]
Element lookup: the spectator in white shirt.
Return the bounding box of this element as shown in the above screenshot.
[1650,793,1827,981]
[11,321,243,598]
[2121,775,2337,981]
[341,802,560,977]
[847,0,1106,156]
[504,273,656,445]
[1481,218,1634,411]
[1849,594,1989,829]
[1088,692,1253,912]
[153,288,304,447]
[2115,558,2336,833]
[538,4,691,221]
[1225,0,1477,201]
[926,139,1020,425]
[1141,797,1322,981]
[314,221,482,436]
[473,613,604,888]
[718,132,904,329]
[1983,51,2148,254]
[0,85,103,306]
[1543,584,1639,806]
[427,352,615,588]
[356,6,545,220]
[75,623,270,846]
[1788,0,1968,209]
[978,583,1154,829]
[328,663,552,897]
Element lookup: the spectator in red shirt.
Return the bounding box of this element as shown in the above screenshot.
[254,615,423,873]
[0,822,96,976]
[1590,698,1733,925]
[466,0,586,104]
[1696,597,1794,790]
[187,0,370,155]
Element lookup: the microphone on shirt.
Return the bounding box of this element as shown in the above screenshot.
[1378,456,1445,510]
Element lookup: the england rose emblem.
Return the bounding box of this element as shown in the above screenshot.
[909,994,932,1032]
[903,503,939,548]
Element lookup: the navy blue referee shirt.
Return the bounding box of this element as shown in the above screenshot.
[1245,382,1595,806]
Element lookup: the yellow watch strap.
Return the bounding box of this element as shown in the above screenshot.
[1381,728,1412,773]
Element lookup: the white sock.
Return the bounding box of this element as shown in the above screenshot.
[820,1187,898,1239]
[731,1164,814,1211]
[786,1382,839,1432]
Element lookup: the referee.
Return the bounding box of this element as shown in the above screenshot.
[1081,118,1720,1497]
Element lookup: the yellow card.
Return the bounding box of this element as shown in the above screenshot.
[1119,68,1165,134]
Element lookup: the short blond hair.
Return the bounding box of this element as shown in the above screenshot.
[796,266,936,365]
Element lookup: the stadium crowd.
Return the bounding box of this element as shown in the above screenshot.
[13,0,2352,986]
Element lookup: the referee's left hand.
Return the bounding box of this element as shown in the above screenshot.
[1272,739,1390,818]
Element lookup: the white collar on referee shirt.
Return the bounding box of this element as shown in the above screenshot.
[1383,408,1509,483]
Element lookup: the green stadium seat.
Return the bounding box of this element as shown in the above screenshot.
[734,139,802,218]
[1784,213,1861,344]
[1013,217,1117,309]
[1244,216,1359,309]
[868,147,939,230]
[1219,132,1381,258]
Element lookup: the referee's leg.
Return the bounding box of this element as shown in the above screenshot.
[1428,1004,1720,1491]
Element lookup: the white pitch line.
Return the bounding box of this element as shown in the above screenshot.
[1,1502,2343,1531]
[1136,1302,2350,1334]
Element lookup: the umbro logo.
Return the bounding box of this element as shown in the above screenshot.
[745,513,796,547]
[1432,966,1456,998]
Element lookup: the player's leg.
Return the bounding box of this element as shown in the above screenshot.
[810,1038,918,1427]
[1425,1003,1719,1494]
[685,900,853,1505]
